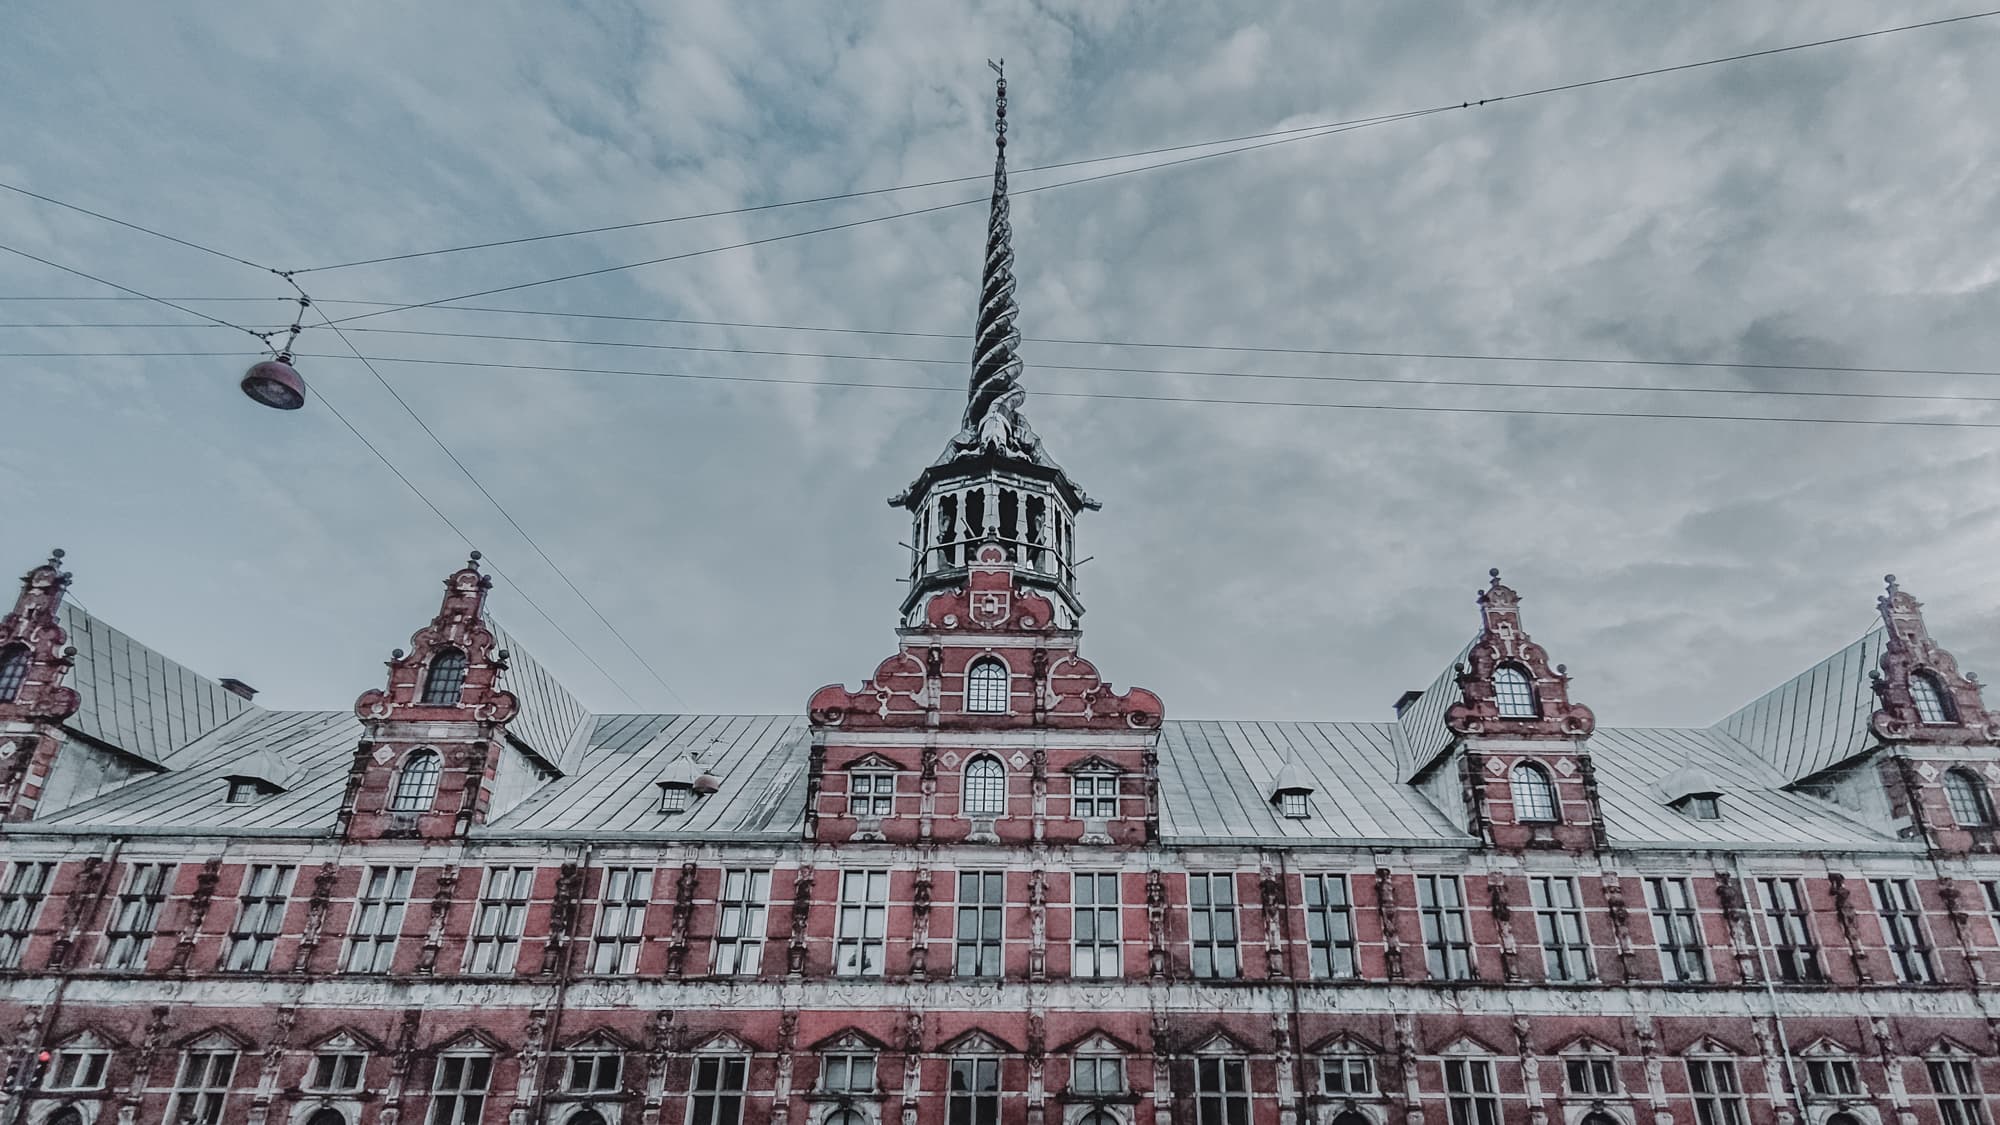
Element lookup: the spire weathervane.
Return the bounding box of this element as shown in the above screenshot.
[962,59,1039,457]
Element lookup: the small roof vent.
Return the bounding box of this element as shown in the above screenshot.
[1392,689,1426,718]
[219,678,258,701]
[1655,765,1726,806]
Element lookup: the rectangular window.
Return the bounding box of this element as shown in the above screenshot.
[0,861,53,969]
[1643,876,1708,983]
[712,868,771,977]
[429,1055,492,1125]
[1418,875,1474,981]
[1868,878,1935,984]
[307,1051,367,1093]
[223,864,294,972]
[1071,1055,1123,1095]
[821,1052,876,1095]
[1321,1055,1373,1095]
[955,871,1005,978]
[1982,880,2000,946]
[564,1051,622,1093]
[103,862,173,971]
[1530,876,1594,982]
[1303,874,1358,980]
[1189,873,1240,980]
[1443,1059,1500,1125]
[465,866,534,975]
[1072,872,1121,980]
[1929,1057,1989,1125]
[341,865,413,974]
[1195,1057,1250,1125]
[1804,1059,1860,1098]
[44,1048,110,1091]
[949,1057,1000,1125]
[168,1050,238,1125]
[1688,1059,1747,1125]
[848,772,895,817]
[835,870,888,977]
[589,866,652,975]
[1073,774,1120,819]
[689,1055,748,1125]
[1756,877,1824,983]
[1565,1057,1617,1096]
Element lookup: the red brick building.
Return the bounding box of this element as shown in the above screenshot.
[2,76,1998,1125]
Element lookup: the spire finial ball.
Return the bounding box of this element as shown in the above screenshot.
[1488,567,1501,579]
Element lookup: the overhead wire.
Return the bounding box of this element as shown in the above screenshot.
[0,181,275,272]
[0,242,276,347]
[286,8,2000,277]
[290,280,686,709]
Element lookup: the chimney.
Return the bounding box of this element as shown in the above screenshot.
[219,678,258,701]
[1392,689,1425,718]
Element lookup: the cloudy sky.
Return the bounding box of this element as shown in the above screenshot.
[4,2,1998,726]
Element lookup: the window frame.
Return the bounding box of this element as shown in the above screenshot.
[1070,1054,1124,1097]
[1072,871,1121,980]
[563,1050,624,1094]
[1492,664,1537,718]
[1643,876,1709,984]
[961,756,1007,818]
[1943,769,1996,828]
[428,1053,494,1125]
[341,865,414,974]
[1529,875,1595,983]
[954,870,1006,979]
[820,1051,877,1096]
[1320,1052,1374,1096]
[168,1048,240,1125]
[834,869,889,978]
[0,860,55,970]
[223,863,295,972]
[103,861,172,972]
[1687,1057,1747,1125]
[44,1047,111,1092]
[1510,762,1558,823]
[390,750,443,813]
[1564,1054,1618,1096]
[1803,1057,1861,1099]
[965,658,1011,714]
[1910,671,1955,724]
[465,865,535,975]
[1194,1056,1250,1125]
[711,868,771,977]
[1072,772,1120,820]
[1868,877,1935,984]
[306,1049,369,1094]
[0,644,28,702]
[1755,876,1824,983]
[1927,1054,1989,1125]
[948,1055,1001,1125]
[847,771,896,818]
[420,648,469,706]
[1442,1057,1500,1125]
[1417,874,1475,981]
[1302,873,1357,980]
[1188,873,1241,980]
[587,866,652,976]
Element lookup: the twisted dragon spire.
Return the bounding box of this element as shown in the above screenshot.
[961,62,1038,457]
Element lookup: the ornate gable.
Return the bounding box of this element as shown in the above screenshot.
[0,549,80,724]
[354,553,519,726]
[1869,575,2000,745]
[1446,570,1593,738]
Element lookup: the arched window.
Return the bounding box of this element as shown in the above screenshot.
[965,658,1010,714]
[1493,665,1537,718]
[1910,671,1955,724]
[1943,768,1996,828]
[1511,762,1558,823]
[390,750,442,812]
[421,649,469,705]
[963,757,1006,817]
[0,644,29,703]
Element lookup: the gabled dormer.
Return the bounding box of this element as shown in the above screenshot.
[0,549,81,822]
[339,553,522,842]
[1434,570,1604,852]
[1866,575,2000,853]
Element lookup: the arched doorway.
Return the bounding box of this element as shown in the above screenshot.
[566,1111,609,1125]
[304,1109,347,1125]
[1826,1115,1862,1125]
[1329,1113,1372,1125]
[824,1109,869,1125]
[1580,1114,1619,1125]
[1077,1112,1120,1125]
[43,1108,84,1125]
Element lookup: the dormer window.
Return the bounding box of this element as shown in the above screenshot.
[0,644,27,703]
[1279,791,1311,819]
[966,658,1010,713]
[224,778,275,805]
[390,750,441,812]
[1510,762,1558,823]
[1943,768,1996,828]
[1269,761,1315,821]
[1678,794,1721,821]
[1910,671,1955,724]
[658,782,691,815]
[1493,665,1537,718]
[421,648,469,705]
